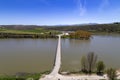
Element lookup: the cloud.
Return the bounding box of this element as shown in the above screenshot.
[77,0,87,16]
[99,0,110,12]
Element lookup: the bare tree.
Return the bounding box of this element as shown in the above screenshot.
[87,52,97,74]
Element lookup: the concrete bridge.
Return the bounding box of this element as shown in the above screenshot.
[39,35,62,80]
[50,35,61,75]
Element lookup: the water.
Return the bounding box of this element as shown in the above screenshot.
[0,34,120,74]
[0,39,57,74]
[61,34,120,72]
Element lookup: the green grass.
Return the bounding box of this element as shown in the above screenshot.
[0,71,50,80]
[0,72,49,80]
[0,28,60,35]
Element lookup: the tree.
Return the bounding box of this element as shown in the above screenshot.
[81,56,87,73]
[69,30,91,40]
[81,52,97,74]
[87,52,97,74]
[96,61,105,75]
[107,68,117,80]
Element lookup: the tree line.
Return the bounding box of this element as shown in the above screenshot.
[46,23,120,33]
[0,33,58,38]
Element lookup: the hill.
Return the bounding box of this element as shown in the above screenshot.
[46,22,120,33]
[0,22,120,33]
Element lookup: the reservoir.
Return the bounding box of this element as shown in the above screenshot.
[0,34,120,74]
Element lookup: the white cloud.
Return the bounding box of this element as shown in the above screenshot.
[99,0,110,12]
[77,0,87,16]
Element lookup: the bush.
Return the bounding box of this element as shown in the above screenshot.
[96,61,105,75]
[81,56,88,73]
[106,68,117,80]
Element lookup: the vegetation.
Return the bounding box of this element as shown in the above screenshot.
[0,75,39,80]
[0,27,92,39]
[80,52,119,79]
[0,76,17,80]
[0,28,60,38]
[81,56,87,73]
[69,30,91,40]
[96,61,105,75]
[87,52,97,74]
[80,52,97,74]
[106,68,117,80]
[0,71,50,80]
[46,23,120,33]
[1,22,120,34]
[1,23,120,38]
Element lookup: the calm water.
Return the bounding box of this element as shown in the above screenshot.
[0,34,120,74]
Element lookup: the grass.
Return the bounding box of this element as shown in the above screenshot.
[0,71,50,80]
[0,28,60,35]
[0,28,61,38]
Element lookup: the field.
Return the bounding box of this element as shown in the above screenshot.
[0,27,59,34]
[0,27,60,38]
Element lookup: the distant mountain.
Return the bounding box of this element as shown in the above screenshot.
[0,25,44,30]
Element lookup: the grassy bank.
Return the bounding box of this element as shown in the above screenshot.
[0,28,60,38]
[0,71,50,80]
[0,28,92,39]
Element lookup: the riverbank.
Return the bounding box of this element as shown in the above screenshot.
[0,70,120,80]
[1,26,120,39]
[0,71,50,80]
[40,70,120,80]
[0,29,91,40]
[0,28,60,38]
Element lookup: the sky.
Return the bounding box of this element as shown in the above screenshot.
[0,0,120,25]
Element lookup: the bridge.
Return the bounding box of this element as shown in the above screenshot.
[39,35,62,80]
[50,35,61,75]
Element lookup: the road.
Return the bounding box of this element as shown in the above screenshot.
[50,35,61,75]
[40,35,62,80]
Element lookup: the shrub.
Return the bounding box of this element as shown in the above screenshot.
[106,68,117,80]
[96,61,105,75]
[81,56,88,73]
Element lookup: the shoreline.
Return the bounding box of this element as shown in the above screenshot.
[40,70,120,80]
[0,70,120,80]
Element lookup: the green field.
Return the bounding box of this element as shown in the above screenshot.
[0,27,60,34]
[0,27,61,38]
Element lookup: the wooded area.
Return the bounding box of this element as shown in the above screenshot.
[46,23,120,33]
